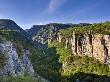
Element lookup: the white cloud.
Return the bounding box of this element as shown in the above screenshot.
[47,0,66,13]
[38,22,43,25]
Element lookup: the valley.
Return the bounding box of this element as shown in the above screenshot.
[0,19,110,82]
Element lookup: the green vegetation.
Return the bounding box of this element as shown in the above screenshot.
[47,41,110,82]
[0,29,28,57]
[0,30,41,81]
[59,28,74,38]
[59,21,110,38]
[0,53,6,69]
[0,29,57,81]
[15,42,24,57]
[0,76,37,82]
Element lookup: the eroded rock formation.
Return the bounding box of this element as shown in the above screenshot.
[57,32,110,65]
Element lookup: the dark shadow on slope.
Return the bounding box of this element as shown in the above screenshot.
[27,43,110,82]
[61,72,110,82]
[31,47,62,82]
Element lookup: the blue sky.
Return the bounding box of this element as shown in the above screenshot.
[0,0,110,29]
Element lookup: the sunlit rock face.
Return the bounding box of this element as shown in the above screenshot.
[57,33,62,43]
[71,32,77,55]
[0,41,34,76]
[56,31,110,65]
[92,34,105,62]
[65,38,69,48]
[92,34,110,64]
[70,33,92,56]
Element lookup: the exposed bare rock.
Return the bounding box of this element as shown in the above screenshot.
[82,34,92,57]
[58,32,110,65]
[71,32,78,55]
[92,34,105,62]
[65,38,69,48]
[0,41,34,76]
[28,23,72,44]
[57,33,62,42]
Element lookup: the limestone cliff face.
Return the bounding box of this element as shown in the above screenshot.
[57,33,62,43]
[0,41,34,76]
[57,32,110,65]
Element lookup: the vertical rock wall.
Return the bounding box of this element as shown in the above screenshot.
[57,32,110,64]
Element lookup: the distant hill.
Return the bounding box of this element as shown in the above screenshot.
[0,19,30,40]
[27,23,90,44]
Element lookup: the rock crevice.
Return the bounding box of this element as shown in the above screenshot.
[57,32,110,65]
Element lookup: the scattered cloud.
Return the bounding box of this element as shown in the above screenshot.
[46,0,67,13]
[38,22,43,25]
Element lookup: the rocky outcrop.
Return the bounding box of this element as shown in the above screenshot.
[57,32,110,65]
[57,33,62,43]
[27,23,91,44]
[0,41,34,76]
[27,23,72,44]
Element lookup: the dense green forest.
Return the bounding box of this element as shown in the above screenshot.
[0,76,37,82]
[59,21,110,38]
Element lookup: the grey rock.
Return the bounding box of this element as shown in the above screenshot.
[0,41,34,76]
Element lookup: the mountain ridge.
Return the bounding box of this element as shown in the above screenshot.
[0,19,31,40]
[27,23,91,44]
[0,19,110,82]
